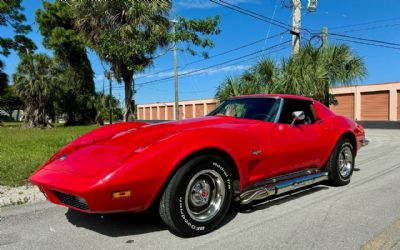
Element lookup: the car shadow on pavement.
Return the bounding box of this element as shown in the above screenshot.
[64,186,328,237]
[65,209,167,237]
[65,205,238,238]
[235,185,329,214]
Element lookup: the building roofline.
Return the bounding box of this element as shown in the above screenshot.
[137,98,216,106]
[332,81,400,89]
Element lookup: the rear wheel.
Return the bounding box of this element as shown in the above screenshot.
[326,138,355,186]
[159,155,233,237]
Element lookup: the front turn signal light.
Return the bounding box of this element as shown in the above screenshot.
[112,190,132,199]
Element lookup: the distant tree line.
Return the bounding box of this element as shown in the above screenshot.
[0,0,221,127]
[0,0,367,128]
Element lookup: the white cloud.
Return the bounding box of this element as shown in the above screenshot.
[174,0,257,9]
[199,64,251,75]
[135,64,251,80]
[96,75,104,81]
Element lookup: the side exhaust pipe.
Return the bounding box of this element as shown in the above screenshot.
[237,172,329,205]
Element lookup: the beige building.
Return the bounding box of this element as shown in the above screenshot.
[137,98,217,120]
[137,82,400,121]
[331,82,400,121]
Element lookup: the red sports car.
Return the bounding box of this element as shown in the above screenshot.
[30,94,366,237]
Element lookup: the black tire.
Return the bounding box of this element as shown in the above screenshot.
[159,155,233,237]
[326,138,355,186]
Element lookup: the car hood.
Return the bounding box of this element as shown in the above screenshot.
[43,116,261,178]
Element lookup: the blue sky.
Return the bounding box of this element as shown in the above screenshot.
[1,0,400,105]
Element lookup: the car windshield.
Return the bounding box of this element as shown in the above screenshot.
[208,97,280,122]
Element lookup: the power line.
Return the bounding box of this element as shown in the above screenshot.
[134,31,287,81]
[185,32,285,65]
[260,3,278,55]
[136,44,292,90]
[337,23,400,34]
[144,44,292,88]
[104,43,291,93]
[329,17,400,31]
[108,40,291,90]
[211,0,290,30]
[209,0,312,35]
[330,38,400,51]
[329,33,400,47]
[135,40,291,87]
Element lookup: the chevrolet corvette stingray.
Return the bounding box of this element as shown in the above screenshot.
[30,94,366,237]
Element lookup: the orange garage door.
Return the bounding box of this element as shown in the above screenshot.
[185,105,193,119]
[159,106,166,120]
[179,105,184,120]
[331,94,354,119]
[144,107,150,120]
[167,106,174,120]
[398,91,400,121]
[195,104,204,118]
[361,91,389,121]
[206,103,216,113]
[137,107,144,120]
[151,107,157,120]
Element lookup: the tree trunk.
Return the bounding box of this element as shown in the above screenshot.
[132,78,136,121]
[122,69,135,122]
[23,104,53,128]
[65,110,75,126]
[324,82,330,107]
[95,111,104,126]
[23,106,37,128]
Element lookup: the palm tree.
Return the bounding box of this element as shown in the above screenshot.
[215,58,281,102]
[281,43,366,106]
[215,76,241,101]
[241,57,281,94]
[13,53,60,127]
[320,44,367,105]
[215,43,367,106]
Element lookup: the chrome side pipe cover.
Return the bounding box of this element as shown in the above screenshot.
[236,171,329,205]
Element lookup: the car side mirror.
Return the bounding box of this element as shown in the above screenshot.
[290,111,305,128]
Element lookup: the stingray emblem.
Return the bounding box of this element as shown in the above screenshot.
[251,150,262,156]
[57,155,68,161]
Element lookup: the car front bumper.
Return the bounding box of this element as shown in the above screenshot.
[362,138,370,147]
[30,168,151,214]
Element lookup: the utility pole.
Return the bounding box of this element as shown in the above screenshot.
[322,26,328,49]
[322,26,330,107]
[292,0,301,54]
[106,71,113,124]
[172,20,179,120]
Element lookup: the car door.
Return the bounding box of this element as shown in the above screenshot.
[271,98,324,174]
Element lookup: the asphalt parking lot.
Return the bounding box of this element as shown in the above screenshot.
[1,129,400,250]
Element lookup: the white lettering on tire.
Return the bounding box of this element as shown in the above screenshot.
[212,162,231,190]
[178,196,205,231]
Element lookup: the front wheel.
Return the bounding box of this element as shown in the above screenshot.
[159,155,233,237]
[326,138,355,186]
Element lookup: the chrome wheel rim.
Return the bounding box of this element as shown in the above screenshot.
[338,147,353,178]
[185,169,225,222]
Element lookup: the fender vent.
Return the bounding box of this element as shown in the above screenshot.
[53,191,89,210]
